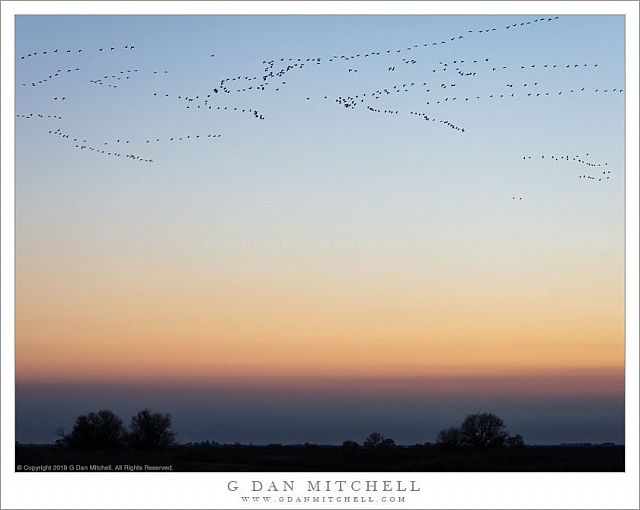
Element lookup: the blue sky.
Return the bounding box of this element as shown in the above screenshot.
[16,15,624,250]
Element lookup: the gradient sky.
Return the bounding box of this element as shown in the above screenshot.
[15,15,624,444]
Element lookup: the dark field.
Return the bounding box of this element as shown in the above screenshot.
[15,444,624,472]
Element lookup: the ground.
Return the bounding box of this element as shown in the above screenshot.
[15,444,624,472]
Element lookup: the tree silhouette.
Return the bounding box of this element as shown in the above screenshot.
[363,432,395,448]
[126,409,176,448]
[57,409,125,449]
[363,432,385,448]
[459,413,508,447]
[436,426,460,448]
[342,440,359,449]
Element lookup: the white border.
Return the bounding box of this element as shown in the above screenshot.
[1,2,638,509]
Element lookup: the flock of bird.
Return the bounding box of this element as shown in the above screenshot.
[16,113,63,120]
[21,67,81,88]
[522,154,613,184]
[108,133,223,145]
[408,110,465,132]
[48,128,154,163]
[89,68,168,88]
[523,153,609,168]
[16,15,620,190]
[19,44,135,60]
[257,16,561,68]
[150,92,266,120]
[578,172,611,182]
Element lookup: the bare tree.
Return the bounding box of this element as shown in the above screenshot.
[126,409,176,448]
[459,413,508,447]
[363,432,386,448]
[57,410,125,449]
[436,426,460,448]
[363,432,395,448]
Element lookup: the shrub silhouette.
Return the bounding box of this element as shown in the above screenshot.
[342,440,359,449]
[57,409,125,449]
[459,412,509,447]
[126,409,176,448]
[380,438,396,448]
[436,426,460,448]
[506,434,525,448]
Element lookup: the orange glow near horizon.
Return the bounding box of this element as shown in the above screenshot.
[16,172,624,387]
[16,242,623,385]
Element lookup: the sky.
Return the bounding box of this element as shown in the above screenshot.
[15,15,625,444]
